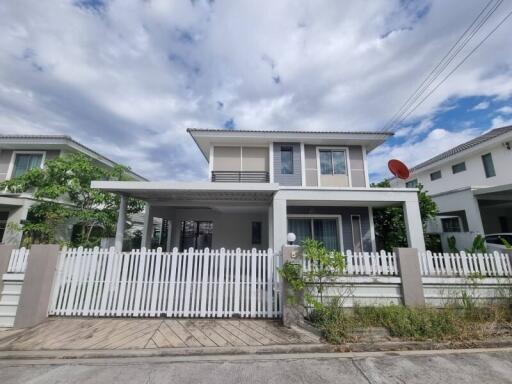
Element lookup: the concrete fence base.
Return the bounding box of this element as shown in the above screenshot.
[13,245,60,329]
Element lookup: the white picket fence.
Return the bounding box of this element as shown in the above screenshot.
[303,250,399,276]
[7,248,29,273]
[419,251,512,277]
[48,247,282,318]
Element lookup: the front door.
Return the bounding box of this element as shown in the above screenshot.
[179,220,213,251]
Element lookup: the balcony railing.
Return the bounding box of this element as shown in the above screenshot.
[211,171,270,183]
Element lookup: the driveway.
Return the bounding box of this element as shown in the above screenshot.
[0,318,319,351]
[0,348,511,383]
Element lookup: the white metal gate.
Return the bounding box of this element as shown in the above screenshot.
[48,247,282,318]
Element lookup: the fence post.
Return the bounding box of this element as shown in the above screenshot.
[14,244,60,329]
[394,247,425,307]
[281,245,304,328]
[0,245,15,294]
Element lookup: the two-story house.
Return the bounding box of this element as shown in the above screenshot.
[0,135,146,246]
[390,125,512,251]
[93,128,426,253]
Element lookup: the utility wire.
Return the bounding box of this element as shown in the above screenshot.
[382,0,498,131]
[395,7,512,126]
[382,0,504,132]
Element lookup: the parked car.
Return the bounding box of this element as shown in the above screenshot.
[485,233,512,253]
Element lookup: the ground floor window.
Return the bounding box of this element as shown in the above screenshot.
[288,217,340,250]
[351,215,363,252]
[180,221,213,251]
[441,217,462,232]
[0,212,8,241]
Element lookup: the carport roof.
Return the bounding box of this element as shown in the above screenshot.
[91,181,279,203]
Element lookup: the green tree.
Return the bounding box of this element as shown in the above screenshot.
[1,153,143,247]
[371,180,438,251]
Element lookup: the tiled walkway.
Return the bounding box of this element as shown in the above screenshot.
[0,318,320,351]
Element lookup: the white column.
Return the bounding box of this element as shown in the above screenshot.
[272,195,287,251]
[114,194,127,251]
[403,199,426,252]
[141,202,153,249]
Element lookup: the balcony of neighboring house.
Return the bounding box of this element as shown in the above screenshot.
[211,170,269,183]
[211,146,270,183]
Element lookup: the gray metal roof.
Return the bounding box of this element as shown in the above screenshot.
[0,134,147,181]
[409,125,512,173]
[187,128,394,136]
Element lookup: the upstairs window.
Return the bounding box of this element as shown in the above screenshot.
[12,153,44,178]
[280,147,293,174]
[481,153,496,178]
[430,170,442,181]
[452,162,466,174]
[405,179,418,188]
[319,149,346,175]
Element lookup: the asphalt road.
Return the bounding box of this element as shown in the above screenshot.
[1,349,512,384]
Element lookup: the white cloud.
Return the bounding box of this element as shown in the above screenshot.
[0,0,511,180]
[471,101,490,110]
[498,106,512,114]
[490,116,512,129]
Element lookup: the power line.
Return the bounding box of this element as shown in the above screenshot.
[394,7,512,126]
[381,0,498,132]
[382,0,504,132]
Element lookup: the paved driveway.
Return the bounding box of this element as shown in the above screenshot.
[0,349,511,384]
[0,318,319,351]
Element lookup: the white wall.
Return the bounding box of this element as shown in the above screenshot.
[391,142,512,195]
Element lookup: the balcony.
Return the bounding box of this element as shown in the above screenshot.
[211,171,270,183]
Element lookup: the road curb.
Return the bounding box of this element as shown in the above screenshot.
[0,343,335,360]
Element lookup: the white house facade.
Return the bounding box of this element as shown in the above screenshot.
[0,135,146,246]
[390,125,512,251]
[94,129,426,253]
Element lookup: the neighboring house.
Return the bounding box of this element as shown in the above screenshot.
[93,128,426,253]
[390,125,512,251]
[0,135,146,246]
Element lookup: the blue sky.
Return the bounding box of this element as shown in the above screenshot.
[0,0,511,181]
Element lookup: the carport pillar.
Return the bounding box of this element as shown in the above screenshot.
[272,196,287,251]
[141,202,153,249]
[403,198,426,252]
[114,194,127,252]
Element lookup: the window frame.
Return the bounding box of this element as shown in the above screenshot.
[287,214,344,251]
[430,170,442,181]
[315,146,351,186]
[451,162,466,174]
[280,146,294,175]
[405,179,418,188]
[481,152,496,178]
[440,217,462,233]
[7,151,46,180]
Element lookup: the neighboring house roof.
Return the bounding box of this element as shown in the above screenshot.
[187,128,394,158]
[0,134,147,181]
[407,125,512,174]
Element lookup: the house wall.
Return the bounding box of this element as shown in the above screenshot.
[430,189,484,234]
[287,206,372,252]
[273,143,302,186]
[391,143,512,195]
[164,208,269,250]
[304,145,366,188]
[0,149,60,181]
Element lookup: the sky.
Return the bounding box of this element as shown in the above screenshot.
[0,0,511,182]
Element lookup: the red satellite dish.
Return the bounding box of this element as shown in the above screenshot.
[388,159,410,180]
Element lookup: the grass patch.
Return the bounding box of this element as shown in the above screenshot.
[311,301,512,344]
